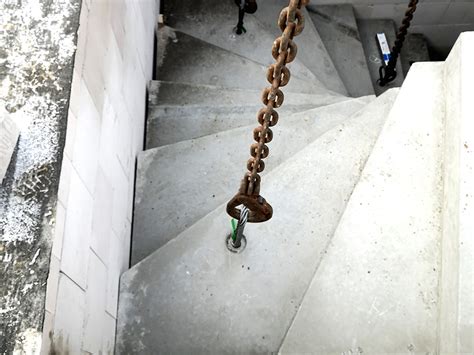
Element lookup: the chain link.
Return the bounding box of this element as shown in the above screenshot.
[227,0,310,223]
[379,0,418,86]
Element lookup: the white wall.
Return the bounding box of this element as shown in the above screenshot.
[41,0,157,353]
[311,0,474,56]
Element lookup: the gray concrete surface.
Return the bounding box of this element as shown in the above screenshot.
[251,0,348,95]
[0,0,81,353]
[146,94,354,147]
[312,0,474,58]
[439,32,474,354]
[307,4,375,97]
[0,106,19,182]
[147,81,342,107]
[400,33,431,77]
[161,0,322,88]
[146,104,318,148]
[156,26,325,95]
[116,90,398,354]
[280,63,445,353]
[131,97,373,264]
[357,19,405,96]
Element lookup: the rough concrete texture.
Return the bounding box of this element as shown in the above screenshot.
[146,104,319,147]
[312,0,474,58]
[252,0,348,95]
[401,33,431,77]
[439,32,474,354]
[131,97,374,264]
[357,19,405,96]
[116,89,397,354]
[146,95,355,147]
[307,4,375,97]
[280,63,445,353]
[148,81,342,106]
[161,0,323,88]
[156,26,325,95]
[0,0,80,353]
[0,106,19,182]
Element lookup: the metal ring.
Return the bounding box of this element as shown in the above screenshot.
[226,193,273,223]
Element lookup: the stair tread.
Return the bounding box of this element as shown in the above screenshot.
[156,26,327,94]
[116,89,399,353]
[162,0,322,86]
[148,81,341,107]
[146,103,322,148]
[252,1,348,95]
[280,63,445,352]
[131,98,371,264]
[146,94,359,148]
[307,4,374,97]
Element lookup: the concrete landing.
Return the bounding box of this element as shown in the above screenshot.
[357,19,405,96]
[252,0,347,95]
[131,97,374,264]
[307,4,374,97]
[147,81,341,107]
[280,63,445,353]
[156,26,327,94]
[116,89,398,354]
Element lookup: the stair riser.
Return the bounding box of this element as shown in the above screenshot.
[148,81,341,107]
[146,104,319,148]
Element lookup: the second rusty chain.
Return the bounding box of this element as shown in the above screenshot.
[379,0,418,86]
[226,0,310,223]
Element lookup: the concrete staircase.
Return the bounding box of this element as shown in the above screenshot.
[115,0,473,352]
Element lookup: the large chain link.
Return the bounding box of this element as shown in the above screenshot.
[379,0,418,86]
[227,0,310,223]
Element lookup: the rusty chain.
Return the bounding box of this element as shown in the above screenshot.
[227,0,310,223]
[379,0,419,86]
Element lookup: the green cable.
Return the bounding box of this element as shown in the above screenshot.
[231,219,237,241]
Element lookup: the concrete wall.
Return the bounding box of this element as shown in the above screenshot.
[309,0,474,56]
[42,0,158,353]
[0,1,81,353]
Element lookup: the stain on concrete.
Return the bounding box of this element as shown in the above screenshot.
[0,0,81,353]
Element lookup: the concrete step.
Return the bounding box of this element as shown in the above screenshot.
[116,89,398,353]
[251,1,347,95]
[131,97,374,264]
[439,32,474,354]
[148,81,342,107]
[357,19,405,96]
[161,0,322,88]
[146,104,319,148]
[156,26,326,95]
[280,63,445,353]
[307,4,374,97]
[146,96,359,148]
